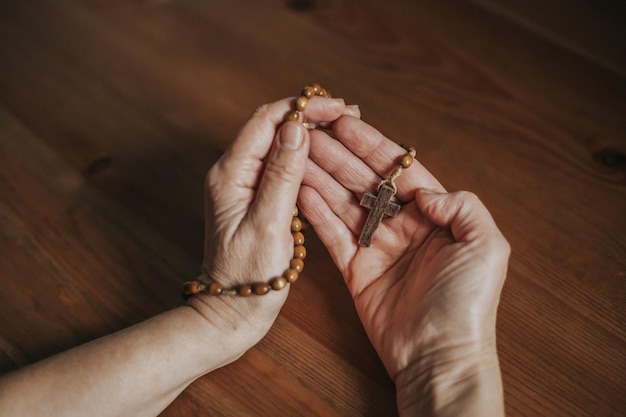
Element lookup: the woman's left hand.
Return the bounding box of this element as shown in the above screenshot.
[186,95,358,353]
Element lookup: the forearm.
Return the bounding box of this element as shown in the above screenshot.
[0,306,244,417]
[395,342,504,417]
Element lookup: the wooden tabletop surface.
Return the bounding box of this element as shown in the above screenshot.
[1,1,624,416]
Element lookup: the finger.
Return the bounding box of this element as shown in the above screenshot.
[298,185,357,271]
[415,189,509,250]
[415,189,510,302]
[228,96,348,164]
[305,129,428,249]
[304,153,431,250]
[212,97,349,204]
[331,116,446,200]
[344,104,361,119]
[302,155,365,237]
[317,104,361,129]
[308,129,381,197]
[249,122,310,229]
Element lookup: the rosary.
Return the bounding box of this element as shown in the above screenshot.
[182,84,415,298]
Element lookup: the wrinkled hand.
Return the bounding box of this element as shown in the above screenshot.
[186,96,359,349]
[299,116,510,382]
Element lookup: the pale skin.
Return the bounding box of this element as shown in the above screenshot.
[0,95,509,417]
[299,115,509,416]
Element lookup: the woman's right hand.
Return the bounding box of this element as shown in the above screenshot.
[299,115,509,416]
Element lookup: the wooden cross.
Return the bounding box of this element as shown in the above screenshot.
[358,183,400,247]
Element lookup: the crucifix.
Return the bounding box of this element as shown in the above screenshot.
[356,145,416,247]
[358,183,400,247]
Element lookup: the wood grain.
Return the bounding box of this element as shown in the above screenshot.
[1,0,624,416]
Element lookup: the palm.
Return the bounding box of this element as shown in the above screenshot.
[326,199,500,378]
[342,203,444,377]
[342,202,429,294]
[300,116,508,380]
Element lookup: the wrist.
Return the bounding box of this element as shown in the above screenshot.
[184,291,287,368]
[394,339,504,417]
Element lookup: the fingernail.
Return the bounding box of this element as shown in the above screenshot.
[280,122,304,150]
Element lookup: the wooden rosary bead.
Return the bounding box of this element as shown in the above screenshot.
[293,231,305,246]
[182,280,203,295]
[302,86,315,98]
[271,276,288,290]
[293,206,299,217]
[294,245,307,260]
[239,284,253,297]
[208,282,223,295]
[284,268,299,283]
[291,217,302,232]
[287,110,300,121]
[296,96,308,112]
[253,282,271,295]
[290,258,304,273]
[400,154,413,169]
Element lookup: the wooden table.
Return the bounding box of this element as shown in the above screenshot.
[1,1,624,415]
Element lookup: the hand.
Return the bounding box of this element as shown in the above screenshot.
[299,116,509,414]
[186,96,359,353]
[0,98,361,417]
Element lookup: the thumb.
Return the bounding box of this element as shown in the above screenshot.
[249,121,309,228]
[415,189,505,245]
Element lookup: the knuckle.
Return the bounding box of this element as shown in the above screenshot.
[457,190,480,204]
[206,163,221,190]
[499,235,512,258]
[265,159,299,183]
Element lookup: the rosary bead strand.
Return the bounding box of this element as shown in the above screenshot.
[182,84,326,298]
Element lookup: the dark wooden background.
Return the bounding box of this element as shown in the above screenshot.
[1,1,624,416]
